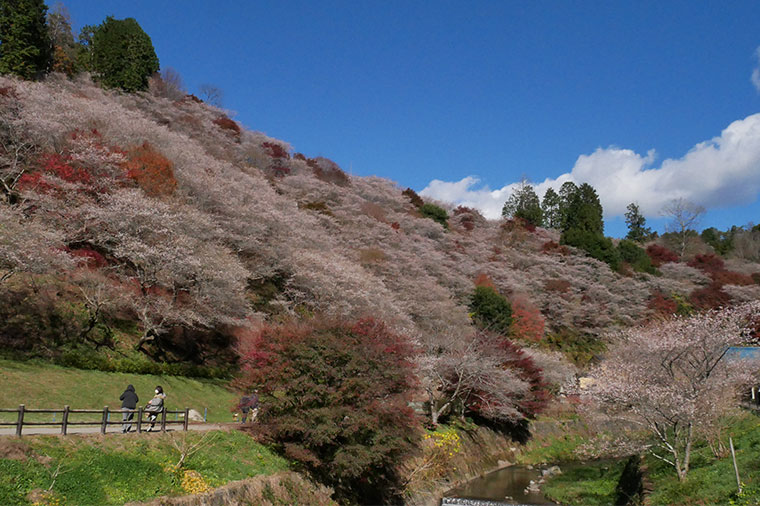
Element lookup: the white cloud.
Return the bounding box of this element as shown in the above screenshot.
[420,113,760,220]
[752,47,760,92]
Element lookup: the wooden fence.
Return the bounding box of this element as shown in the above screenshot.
[0,405,190,436]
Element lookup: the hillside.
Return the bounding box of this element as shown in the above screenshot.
[2,73,759,357]
[3,71,760,504]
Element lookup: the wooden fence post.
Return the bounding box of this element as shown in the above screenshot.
[136,407,143,433]
[101,406,109,434]
[61,405,70,435]
[160,408,167,433]
[15,404,25,437]
[183,408,189,431]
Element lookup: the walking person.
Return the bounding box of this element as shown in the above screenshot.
[144,385,166,432]
[120,384,139,433]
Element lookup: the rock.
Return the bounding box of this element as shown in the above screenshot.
[542,465,562,477]
[188,409,204,422]
[497,459,511,468]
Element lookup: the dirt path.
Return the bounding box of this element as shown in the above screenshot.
[0,422,245,436]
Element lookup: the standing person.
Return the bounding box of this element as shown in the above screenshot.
[119,384,139,433]
[239,390,259,423]
[144,385,166,432]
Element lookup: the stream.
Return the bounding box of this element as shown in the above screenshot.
[442,465,557,505]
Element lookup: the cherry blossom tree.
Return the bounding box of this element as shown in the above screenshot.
[585,303,759,481]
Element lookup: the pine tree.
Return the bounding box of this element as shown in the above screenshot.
[624,202,653,243]
[0,0,51,79]
[501,178,543,227]
[541,187,561,229]
[91,16,159,92]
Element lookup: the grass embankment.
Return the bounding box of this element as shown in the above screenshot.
[528,412,760,505]
[0,359,240,423]
[0,430,290,505]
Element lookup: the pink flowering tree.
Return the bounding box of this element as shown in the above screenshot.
[585,303,759,481]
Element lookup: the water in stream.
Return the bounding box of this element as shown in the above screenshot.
[443,465,556,505]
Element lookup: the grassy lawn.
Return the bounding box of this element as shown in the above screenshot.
[542,460,626,506]
[645,413,760,505]
[0,359,241,424]
[0,430,290,505]
[537,412,760,505]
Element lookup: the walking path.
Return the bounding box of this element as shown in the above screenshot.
[0,422,241,436]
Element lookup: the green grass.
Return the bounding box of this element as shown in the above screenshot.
[645,414,760,505]
[535,413,760,505]
[0,430,290,505]
[0,359,240,423]
[542,460,626,506]
[515,431,589,465]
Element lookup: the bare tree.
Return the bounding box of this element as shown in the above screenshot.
[585,303,759,481]
[661,198,706,259]
[149,67,186,101]
[199,84,223,107]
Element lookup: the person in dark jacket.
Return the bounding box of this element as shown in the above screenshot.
[120,384,139,433]
[239,390,259,423]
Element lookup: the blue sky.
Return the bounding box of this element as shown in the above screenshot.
[64,1,760,237]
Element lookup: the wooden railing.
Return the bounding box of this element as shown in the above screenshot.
[0,405,190,436]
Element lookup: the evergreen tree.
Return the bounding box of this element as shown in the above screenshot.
[0,0,51,79]
[501,179,543,227]
[541,187,561,229]
[557,181,578,230]
[624,202,653,243]
[91,16,159,92]
[563,182,603,235]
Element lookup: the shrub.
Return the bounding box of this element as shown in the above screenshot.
[541,328,606,367]
[261,141,289,159]
[542,241,570,255]
[238,317,419,505]
[212,116,241,139]
[689,283,731,310]
[687,253,725,274]
[419,203,449,229]
[469,285,512,335]
[617,239,656,274]
[561,229,621,270]
[298,201,333,216]
[646,244,679,267]
[544,279,571,293]
[402,187,424,208]
[307,156,350,186]
[510,295,545,342]
[123,142,177,197]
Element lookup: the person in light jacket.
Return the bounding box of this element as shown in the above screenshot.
[119,384,139,433]
[144,385,166,432]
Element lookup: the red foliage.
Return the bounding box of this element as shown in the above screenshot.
[212,116,241,138]
[473,273,496,289]
[390,221,400,231]
[646,244,679,267]
[544,278,571,293]
[711,270,755,287]
[16,172,53,193]
[510,296,545,342]
[0,86,18,99]
[402,188,424,208]
[40,153,91,185]
[647,291,678,317]
[269,163,290,178]
[542,241,570,255]
[688,253,725,273]
[308,157,350,186]
[123,142,177,197]
[64,246,108,268]
[502,217,536,233]
[470,335,550,420]
[293,152,307,161]
[261,142,290,159]
[690,283,731,310]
